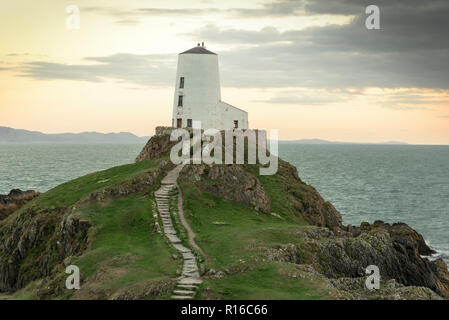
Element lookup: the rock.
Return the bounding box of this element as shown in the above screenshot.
[0,206,91,292]
[328,277,443,300]
[349,220,435,256]
[276,159,342,229]
[266,225,449,299]
[135,133,177,162]
[180,164,271,213]
[0,189,40,220]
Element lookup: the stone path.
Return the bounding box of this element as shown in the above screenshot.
[154,164,202,300]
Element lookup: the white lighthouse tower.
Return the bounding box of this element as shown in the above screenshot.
[172,42,248,130]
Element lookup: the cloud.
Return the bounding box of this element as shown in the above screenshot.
[185,0,449,89]
[14,54,176,86]
[82,0,306,19]
[439,115,449,119]
[256,95,342,105]
[114,19,140,26]
[5,0,449,91]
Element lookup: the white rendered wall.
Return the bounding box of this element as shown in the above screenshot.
[219,101,248,130]
[172,53,221,130]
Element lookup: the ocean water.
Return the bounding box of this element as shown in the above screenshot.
[0,144,144,194]
[0,143,447,263]
[279,144,449,263]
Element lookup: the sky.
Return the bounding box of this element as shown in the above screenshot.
[1,0,448,144]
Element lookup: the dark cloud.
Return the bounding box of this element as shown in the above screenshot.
[14,54,175,86]
[4,0,449,91]
[188,0,449,89]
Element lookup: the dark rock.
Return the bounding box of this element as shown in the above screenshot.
[267,225,449,299]
[350,221,436,256]
[0,206,90,292]
[0,189,40,220]
[180,164,271,213]
[277,159,342,229]
[135,133,177,162]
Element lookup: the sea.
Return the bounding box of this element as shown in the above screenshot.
[0,143,448,263]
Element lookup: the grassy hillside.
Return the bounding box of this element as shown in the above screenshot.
[0,157,184,299]
[0,149,343,299]
[179,165,337,299]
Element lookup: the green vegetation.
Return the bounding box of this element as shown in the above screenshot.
[71,194,180,298]
[180,175,331,299]
[0,158,181,299]
[201,262,326,300]
[1,152,333,300]
[36,159,162,208]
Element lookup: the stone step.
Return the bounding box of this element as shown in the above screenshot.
[171,295,193,300]
[179,277,202,285]
[182,273,200,279]
[166,234,181,243]
[183,255,196,261]
[173,289,195,296]
[173,244,190,253]
[177,284,197,290]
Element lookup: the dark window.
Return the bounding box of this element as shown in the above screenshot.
[180,77,184,89]
[234,120,238,129]
[177,119,182,128]
[187,119,192,127]
[178,95,183,107]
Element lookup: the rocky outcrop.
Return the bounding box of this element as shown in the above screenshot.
[135,132,177,163]
[87,163,169,203]
[0,162,169,293]
[180,164,271,213]
[266,223,449,299]
[0,189,40,221]
[349,220,436,256]
[0,206,90,292]
[329,277,443,300]
[277,159,342,229]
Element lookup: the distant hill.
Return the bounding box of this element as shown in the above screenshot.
[279,138,408,145]
[0,126,150,144]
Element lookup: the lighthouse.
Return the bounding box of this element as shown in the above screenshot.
[172,42,248,130]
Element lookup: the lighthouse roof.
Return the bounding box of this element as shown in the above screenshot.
[180,46,217,55]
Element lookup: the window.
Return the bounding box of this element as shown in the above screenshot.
[179,77,184,89]
[234,120,239,129]
[178,95,183,107]
[187,119,192,127]
[177,119,182,128]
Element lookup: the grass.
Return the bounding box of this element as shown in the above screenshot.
[34,159,163,208]
[180,175,331,299]
[1,157,181,299]
[201,262,326,300]
[1,150,332,300]
[75,194,180,285]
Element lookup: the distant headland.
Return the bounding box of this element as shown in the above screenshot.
[0,126,149,144]
[279,138,408,145]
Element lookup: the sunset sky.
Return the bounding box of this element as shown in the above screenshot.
[1,0,448,144]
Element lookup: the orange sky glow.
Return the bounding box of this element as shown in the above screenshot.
[1,0,448,144]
